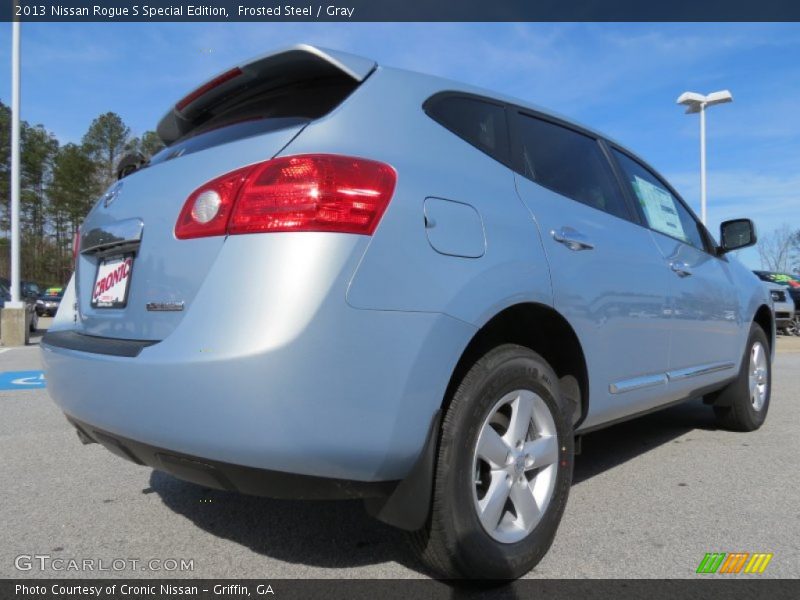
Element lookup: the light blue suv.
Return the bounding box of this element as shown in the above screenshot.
[42,45,773,579]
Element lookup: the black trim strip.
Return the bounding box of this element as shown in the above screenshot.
[41,330,158,358]
[65,416,397,500]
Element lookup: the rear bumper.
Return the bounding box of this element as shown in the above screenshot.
[42,303,474,483]
[67,416,396,499]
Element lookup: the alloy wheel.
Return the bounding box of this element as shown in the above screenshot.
[472,389,559,544]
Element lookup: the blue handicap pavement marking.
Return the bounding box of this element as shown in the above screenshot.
[0,370,47,390]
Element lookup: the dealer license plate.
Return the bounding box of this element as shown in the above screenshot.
[91,255,134,308]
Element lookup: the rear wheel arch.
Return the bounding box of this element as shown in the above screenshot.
[442,303,589,428]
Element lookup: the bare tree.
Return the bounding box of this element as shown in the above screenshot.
[758,224,799,272]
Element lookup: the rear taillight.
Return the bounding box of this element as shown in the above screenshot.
[175,155,396,240]
[175,167,250,240]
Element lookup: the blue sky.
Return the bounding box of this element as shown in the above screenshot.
[1,22,799,267]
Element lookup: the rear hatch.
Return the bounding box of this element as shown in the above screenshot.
[75,45,375,341]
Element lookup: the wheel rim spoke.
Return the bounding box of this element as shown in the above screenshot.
[510,479,542,529]
[505,392,534,446]
[477,425,511,469]
[478,472,512,531]
[523,435,558,468]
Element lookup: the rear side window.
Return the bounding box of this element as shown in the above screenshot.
[515,114,630,221]
[425,95,510,165]
[612,149,706,250]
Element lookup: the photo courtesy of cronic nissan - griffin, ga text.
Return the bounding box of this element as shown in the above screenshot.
[42,45,774,579]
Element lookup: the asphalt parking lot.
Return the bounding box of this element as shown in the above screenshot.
[1,321,798,579]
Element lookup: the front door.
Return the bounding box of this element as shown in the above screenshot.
[609,147,741,393]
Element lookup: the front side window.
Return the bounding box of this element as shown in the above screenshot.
[612,149,706,250]
[515,114,630,221]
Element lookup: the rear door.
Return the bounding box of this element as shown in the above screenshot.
[609,148,741,390]
[511,111,676,428]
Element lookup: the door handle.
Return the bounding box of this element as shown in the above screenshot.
[551,227,594,251]
[670,261,693,277]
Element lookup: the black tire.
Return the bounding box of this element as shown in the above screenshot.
[708,323,771,432]
[412,344,574,579]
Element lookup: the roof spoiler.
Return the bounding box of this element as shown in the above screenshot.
[156,44,376,145]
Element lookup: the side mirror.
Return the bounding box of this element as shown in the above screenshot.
[719,219,757,254]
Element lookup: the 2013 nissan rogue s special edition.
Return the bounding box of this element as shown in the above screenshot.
[42,45,774,579]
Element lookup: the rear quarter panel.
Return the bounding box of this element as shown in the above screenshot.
[283,66,554,325]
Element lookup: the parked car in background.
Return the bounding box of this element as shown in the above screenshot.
[22,281,41,299]
[0,278,41,301]
[0,281,39,332]
[36,287,64,317]
[762,283,795,334]
[42,45,774,579]
[754,271,800,335]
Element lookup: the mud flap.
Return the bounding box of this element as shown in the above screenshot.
[364,410,441,531]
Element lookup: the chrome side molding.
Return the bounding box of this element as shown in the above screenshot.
[609,373,667,394]
[610,361,737,394]
[666,361,736,381]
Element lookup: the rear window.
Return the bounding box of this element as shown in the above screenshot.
[425,94,510,165]
[148,117,308,166]
[153,71,361,165]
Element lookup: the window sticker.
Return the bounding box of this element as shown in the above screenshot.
[632,175,687,241]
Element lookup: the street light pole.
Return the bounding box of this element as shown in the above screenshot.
[699,101,706,225]
[9,19,22,308]
[676,90,733,226]
[1,18,28,346]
